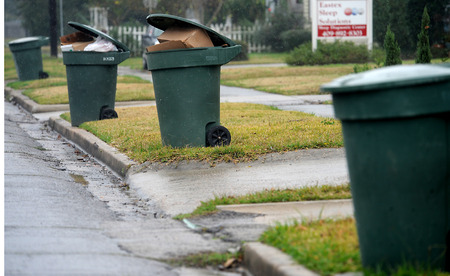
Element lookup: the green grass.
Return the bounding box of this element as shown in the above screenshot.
[166,251,242,269]
[73,103,343,164]
[261,218,361,275]
[174,184,351,219]
[260,218,450,276]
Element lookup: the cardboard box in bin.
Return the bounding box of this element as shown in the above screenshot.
[146,26,213,52]
[60,31,95,51]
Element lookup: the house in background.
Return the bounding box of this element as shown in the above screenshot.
[266,0,311,25]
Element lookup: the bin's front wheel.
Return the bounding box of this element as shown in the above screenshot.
[100,107,118,120]
[206,126,231,147]
[39,71,49,79]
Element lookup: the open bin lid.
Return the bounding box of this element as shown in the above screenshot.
[68,21,130,52]
[146,14,237,47]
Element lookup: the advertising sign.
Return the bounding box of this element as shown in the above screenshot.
[311,0,372,50]
[318,1,367,37]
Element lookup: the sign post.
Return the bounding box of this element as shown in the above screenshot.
[311,0,372,51]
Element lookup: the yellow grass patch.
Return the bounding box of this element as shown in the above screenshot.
[23,83,154,105]
[23,86,69,105]
[80,103,343,164]
[221,65,354,95]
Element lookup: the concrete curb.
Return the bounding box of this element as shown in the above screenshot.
[5,86,69,113]
[48,116,137,178]
[244,242,319,276]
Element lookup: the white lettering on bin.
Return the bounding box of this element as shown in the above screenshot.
[103,57,115,61]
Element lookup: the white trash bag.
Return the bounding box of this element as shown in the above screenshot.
[84,36,118,52]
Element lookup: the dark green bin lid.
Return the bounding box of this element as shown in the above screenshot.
[68,21,129,52]
[9,36,49,51]
[321,64,450,93]
[146,14,236,47]
[321,64,450,120]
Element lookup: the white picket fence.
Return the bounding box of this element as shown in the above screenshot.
[210,23,271,53]
[108,26,147,56]
[108,24,270,56]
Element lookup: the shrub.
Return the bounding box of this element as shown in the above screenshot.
[286,41,370,66]
[384,25,402,66]
[280,29,311,52]
[415,6,432,64]
[232,40,249,61]
[353,63,371,73]
[370,47,385,67]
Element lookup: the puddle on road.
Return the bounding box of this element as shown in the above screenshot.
[69,173,89,186]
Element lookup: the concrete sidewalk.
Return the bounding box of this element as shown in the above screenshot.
[6,65,352,276]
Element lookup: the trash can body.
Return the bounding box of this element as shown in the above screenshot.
[321,64,450,271]
[145,14,241,147]
[151,65,221,147]
[8,36,49,81]
[62,22,130,127]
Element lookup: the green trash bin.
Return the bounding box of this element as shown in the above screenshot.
[62,22,130,127]
[8,36,49,81]
[321,64,450,271]
[145,14,241,148]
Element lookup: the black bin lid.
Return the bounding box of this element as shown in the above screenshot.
[68,21,130,52]
[146,14,237,47]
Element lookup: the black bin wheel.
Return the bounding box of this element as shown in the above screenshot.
[206,126,231,147]
[100,107,118,120]
[39,71,49,79]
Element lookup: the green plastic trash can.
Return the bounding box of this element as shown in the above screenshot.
[8,36,49,81]
[321,64,450,271]
[145,14,241,148]
[62,22,130,127]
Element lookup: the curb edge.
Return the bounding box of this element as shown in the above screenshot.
[244,242,319,276]
[48,116,137,178]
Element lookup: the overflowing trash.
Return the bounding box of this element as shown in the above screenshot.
[84,36,118,52]
[60,30,118,52]
[146,25,214,52]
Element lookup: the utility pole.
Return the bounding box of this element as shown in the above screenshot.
[49,0,58,57]
[60,0,64,37]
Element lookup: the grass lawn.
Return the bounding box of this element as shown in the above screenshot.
[15,76,154,105]
[261,218,450,276]
[261,218,361,275]
[175,184,351,219]
[221,64,355,95]
[68,103,342,164]
[120,52,289,70]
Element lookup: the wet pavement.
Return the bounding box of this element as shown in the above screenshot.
[5,65,351,276]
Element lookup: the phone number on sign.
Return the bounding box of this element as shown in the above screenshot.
[318,25,367,37]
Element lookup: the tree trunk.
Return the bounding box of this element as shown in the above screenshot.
[48,0,58,57]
